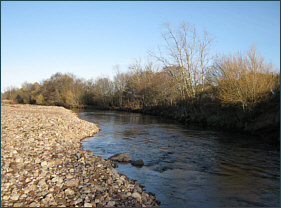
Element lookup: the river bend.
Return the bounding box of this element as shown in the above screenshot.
[76,110,280,207]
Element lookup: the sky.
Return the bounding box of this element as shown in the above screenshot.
[1,1,280,92]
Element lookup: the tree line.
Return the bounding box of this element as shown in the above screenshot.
[2,22,280,140]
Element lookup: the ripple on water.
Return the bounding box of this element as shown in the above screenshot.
[78,110,280,207]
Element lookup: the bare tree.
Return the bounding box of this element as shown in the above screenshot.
[198,30,215,92]
[149,21,215,98]
[2,86,19,101]
[113,65,128,107]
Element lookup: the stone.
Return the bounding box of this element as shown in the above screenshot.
[10,193,20,201]
[34,170,39,177]
[13,202,24,207]
[132,192,142,200]
[115,179,123,186]
[25,178,31,183]
[65,188,75,195]
[49,201,58,206]
[75,198,83,204]
[41,198,49,204]
[135,186,143,193]
[38,178,46,186]
[29,202,40,207]
[107,200,116,206]
[52,176,63,184]
[131,159,144,167]
[83,187,91,194]
[27,184,37,192]
[69,201,76,206]
[20,193,27,199]
[84,202,92,207]
[44,193,53,199]
[38,179,48,190]
[108,153,131,162]
[41,161,48,167]
[65,179,79,187]
[66,174,73,179]
[2,195,10,200]
[15,157,23,163]
[56,198,66,205]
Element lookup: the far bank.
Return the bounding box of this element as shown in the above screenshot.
[72,95,280,150]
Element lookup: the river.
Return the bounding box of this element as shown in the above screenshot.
[75,109,280,207]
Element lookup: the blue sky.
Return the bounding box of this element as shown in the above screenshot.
[1,1,280,92]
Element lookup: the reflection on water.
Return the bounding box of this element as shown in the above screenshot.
[76,110,280,207]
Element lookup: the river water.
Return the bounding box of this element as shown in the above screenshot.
[75,109,280,207]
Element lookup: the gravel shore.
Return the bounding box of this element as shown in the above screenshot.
[1,104,160,207]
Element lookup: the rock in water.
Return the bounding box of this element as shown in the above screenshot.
[108,153,131,162]
[131,159,144,167]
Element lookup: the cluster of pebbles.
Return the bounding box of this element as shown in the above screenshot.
[1,104,160,207]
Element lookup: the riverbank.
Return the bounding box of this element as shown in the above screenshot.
[73,103,280,150]
[1,104,160,207]
[105,101,280,150]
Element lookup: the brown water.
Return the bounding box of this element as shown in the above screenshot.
[76,110,280,207]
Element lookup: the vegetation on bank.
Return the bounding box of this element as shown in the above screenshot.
[2,22,279,144]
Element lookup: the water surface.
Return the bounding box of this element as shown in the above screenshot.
[76,110,280,207]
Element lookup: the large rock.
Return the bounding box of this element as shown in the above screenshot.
[108,153,131,162]
[131,159,144,167]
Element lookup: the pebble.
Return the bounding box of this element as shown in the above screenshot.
[10,193,20,201]
[132,192,142,200]
[65,188,75,195]
[84,202,92,207]
[1,104,160,207]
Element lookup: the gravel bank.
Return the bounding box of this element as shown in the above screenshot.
[1,104,160,207]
